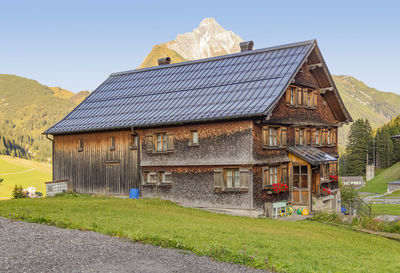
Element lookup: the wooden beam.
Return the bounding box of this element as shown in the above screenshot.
[307,63,323,70]
[320,87,333,94]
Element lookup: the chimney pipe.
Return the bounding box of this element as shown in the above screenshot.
[240,41,254,52]
[158,57,171,66]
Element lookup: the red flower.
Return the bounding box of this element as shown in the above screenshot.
[329,175,338,181]
[271,183,289,194]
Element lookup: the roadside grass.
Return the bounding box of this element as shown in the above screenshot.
[372,204,400,216]
[359,162,400,194]
[1,197,400,273]
[385,190,400,198]
[0,156,51,199]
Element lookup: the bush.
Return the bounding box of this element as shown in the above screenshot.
[12,184,26,199]
[0,178,3,183]
[341,186,359,205]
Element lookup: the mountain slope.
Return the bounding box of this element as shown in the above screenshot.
[0,74,90,161]
[333,75,400,145]
[139,18,243,69]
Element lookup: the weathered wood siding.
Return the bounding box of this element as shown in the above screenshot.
[53,130,139,195]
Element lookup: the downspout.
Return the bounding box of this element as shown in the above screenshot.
[131,127,141,195]
[45,134,54,181]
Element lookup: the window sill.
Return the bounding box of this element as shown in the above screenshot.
[262,146,286,150]
[129,146,138,150]
[147,150,175,155]
[215,188,249,193]
[143,182,172,187]
[189,143,199,147]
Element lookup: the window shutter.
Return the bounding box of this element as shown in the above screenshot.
[239,168,249,189]
[332,129,336,145]
[311,128,316,146]
[285,88,291,105]
[303,90,307,107]
[167,134,175,151]
[281,127,287,146]
[313,90,318,108]
[278,166,282,184]
[145,135,153,152]
[165,172,172,183]
[214,168,224,189]
[277,128,281,146]
[262,166,269,188]
[295,128,300,145]
[262,126,269,147]
[281,165,288,183]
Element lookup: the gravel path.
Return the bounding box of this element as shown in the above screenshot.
[0,217,269,273]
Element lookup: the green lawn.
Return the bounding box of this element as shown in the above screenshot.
[0,196,399,273]
[385,190,400,197]
[0,155,51,199]
[372,204,400,216]
[359,162,400,194]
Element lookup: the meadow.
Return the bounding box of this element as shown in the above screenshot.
[0,155,51,199]
[0,196,399,273]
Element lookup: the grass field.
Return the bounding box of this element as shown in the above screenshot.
[0,196,399,273]
[372,204,400,216]
[359,162,400,194]
[0,155,51,199]
[386,190,400,197]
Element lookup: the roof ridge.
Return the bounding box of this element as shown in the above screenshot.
[111,39,316,77]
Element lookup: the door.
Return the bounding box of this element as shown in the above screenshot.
[290,164,310,205]
[105,162,120,194]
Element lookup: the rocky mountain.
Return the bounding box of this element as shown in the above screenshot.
[0,74,90,161]
[139,18,243,68]
[139,18,400,147]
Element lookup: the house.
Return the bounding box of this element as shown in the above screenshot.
[44,40,352,215]
[387,181,400,194]
[340,176,365,189]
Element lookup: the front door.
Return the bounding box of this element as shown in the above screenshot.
[290,164,311,205]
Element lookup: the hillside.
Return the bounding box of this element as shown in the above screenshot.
[333,75,400,145]
[139,18,400,145]
[0,155,51,199]
[0,74,90,161]
[360,162,400,194]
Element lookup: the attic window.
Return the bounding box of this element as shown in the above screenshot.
[189,130,199,146]
[110,136,115,150]
[130,134,138,149]
[78,139,84,152]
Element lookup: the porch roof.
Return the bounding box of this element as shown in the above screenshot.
[287,146,337,165]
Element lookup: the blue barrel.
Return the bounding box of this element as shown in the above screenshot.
[129,188,139,199]
[341,206,346,213]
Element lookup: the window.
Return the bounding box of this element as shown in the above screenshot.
[110,136,115,150]
[144,172,157,184]
[269,128,278,146]
[158,171,172,184]
[299,129,304,145]
[290,87,296,105]
[190,130,198,146]
[270,167,278,184]
[262,164,288,188]
[130,134,138,148]
[293,165,308,188]
[225,169,240,188]
[263,126,286,148]
[327,130,331,145]
[297,88,303,106]
[315,129,320,145]
[306,89,313,107]
[78,139,84,152]
[156,133,167,152]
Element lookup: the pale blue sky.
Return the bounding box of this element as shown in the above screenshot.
[1,0,399,94]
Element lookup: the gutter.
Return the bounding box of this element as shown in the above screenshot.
[45,134,55,181]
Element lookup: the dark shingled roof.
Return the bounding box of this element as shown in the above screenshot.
[287,146,337,165]
[45,40,316,135]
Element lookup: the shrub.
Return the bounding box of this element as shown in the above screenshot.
[341,186,358,205]
[0,178,3,183]
[12,184,26,199]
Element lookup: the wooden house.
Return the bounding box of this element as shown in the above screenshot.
[45,40,352,214]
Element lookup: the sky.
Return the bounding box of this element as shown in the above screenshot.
[1,0,399,94]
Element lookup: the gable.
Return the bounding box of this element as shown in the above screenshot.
[45,40,315,135]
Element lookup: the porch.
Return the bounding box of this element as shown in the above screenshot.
[287,146,339,212]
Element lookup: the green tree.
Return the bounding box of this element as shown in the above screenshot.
[342,119,373,176]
